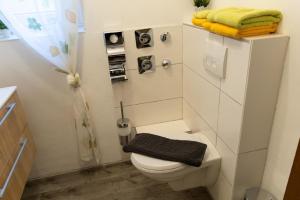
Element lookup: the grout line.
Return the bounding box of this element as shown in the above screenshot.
[136,118,184,129]
[217,134,268,157]
[216,79,222,143]
[219,171,234,187]
[182,64,243,106]
[125,62,182,72]
[239,148,268,155]
[217,135,238,156]
[114,97,182,109]
[183,64,221,90]
[183,98,218,134]
[220,90,243,106]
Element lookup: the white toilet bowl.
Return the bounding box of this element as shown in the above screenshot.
[130,120,221,191]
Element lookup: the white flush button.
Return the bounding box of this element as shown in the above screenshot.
[203,40,228,79]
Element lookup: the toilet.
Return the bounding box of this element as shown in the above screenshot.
[130,120,221,191]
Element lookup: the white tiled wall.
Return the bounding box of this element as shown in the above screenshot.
[183,100,217,146]
[182,24,288,200]
[182,25,222,88]
[216,138,238,185]
[221,38,251,104]
[112,25,183,130]
[209,173,234,200]
[233,150,268,200]
[113,64,182,107]
[182,25,238,198]
[124,25,183,70]
[114,98,182,127]
[218,93,243,154]
[183,66,220,131]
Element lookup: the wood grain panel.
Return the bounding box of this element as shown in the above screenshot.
[0,91,35,200]
[1,127,36,200]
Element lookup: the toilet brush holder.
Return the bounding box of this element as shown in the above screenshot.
[117,101,135,146]
[118,127,136,146]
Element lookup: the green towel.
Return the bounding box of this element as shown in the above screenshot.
[207,7,282,29]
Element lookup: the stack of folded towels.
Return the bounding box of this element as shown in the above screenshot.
[192,8,282,39]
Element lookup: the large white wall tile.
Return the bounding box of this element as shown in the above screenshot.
[221,38,251,104]
[183,25,221,88]
[183,99,217,146]
[153,26,183,66]
[183,66,219,131]
[239,37,289,154]
[216,138,238,185]
[114,98,182,127]
[124,25,182,70]
[209,173,233,200]
[218,93,243,153]
[233,150,267,200]
[113,64,182,107]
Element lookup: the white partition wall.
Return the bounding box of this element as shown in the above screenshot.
[182,23,289,200]
[112,25,183,128]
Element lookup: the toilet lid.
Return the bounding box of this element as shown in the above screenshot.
[131,153,186,172]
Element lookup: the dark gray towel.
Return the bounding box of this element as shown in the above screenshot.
[123,133,207,167]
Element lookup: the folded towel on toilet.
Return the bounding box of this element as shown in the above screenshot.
[123,133,207,167]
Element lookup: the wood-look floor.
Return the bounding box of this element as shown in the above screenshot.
[21,162,212,200]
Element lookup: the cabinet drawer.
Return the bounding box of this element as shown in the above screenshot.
[0,108,24,186]
[0,94,28,189]
[0,127,35,200]
[0,93,27,132]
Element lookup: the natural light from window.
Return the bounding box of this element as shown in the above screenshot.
[0,0,84,40]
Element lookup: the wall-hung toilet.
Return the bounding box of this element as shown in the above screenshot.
[130,120,221,191]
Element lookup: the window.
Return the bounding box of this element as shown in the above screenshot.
[0,14,16,40]
[0,0,85,41]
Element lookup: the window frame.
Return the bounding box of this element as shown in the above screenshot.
[0,0,85,41]
[0,12,17,41]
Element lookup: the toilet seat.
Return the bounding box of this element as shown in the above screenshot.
[131,153,186,173]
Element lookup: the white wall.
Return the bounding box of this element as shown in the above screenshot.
[0,0,194,178]
[208,1,300,199]
[0,1,298,198]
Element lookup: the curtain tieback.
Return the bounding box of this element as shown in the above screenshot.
[67,73,81,88]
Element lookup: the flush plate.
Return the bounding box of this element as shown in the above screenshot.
[203,40,228,79]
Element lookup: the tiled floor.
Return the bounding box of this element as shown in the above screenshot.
[22,162,213,200]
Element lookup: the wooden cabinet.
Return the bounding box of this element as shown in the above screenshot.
[0,89,36,200]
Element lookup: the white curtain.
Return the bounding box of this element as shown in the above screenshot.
[0,0,101,164]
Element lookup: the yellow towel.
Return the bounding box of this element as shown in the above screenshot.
[194,10,212,19]
[202,21,278,39]
[192,18,208,27]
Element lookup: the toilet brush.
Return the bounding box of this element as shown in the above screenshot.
[117,101,132,146]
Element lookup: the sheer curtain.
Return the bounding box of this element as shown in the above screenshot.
[0,0,101,164]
